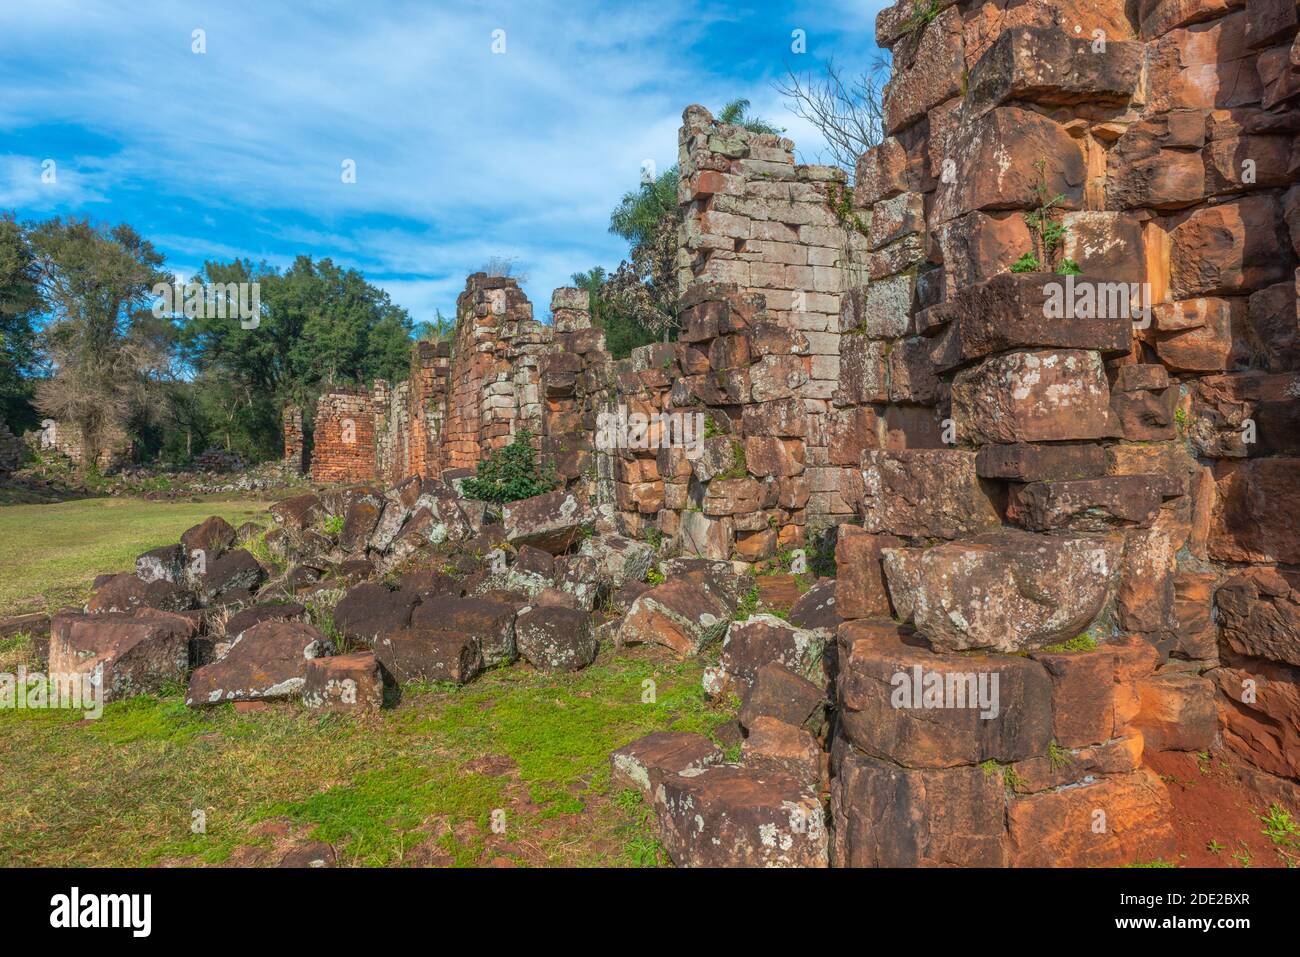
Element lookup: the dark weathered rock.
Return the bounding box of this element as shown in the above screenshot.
[332,583,418,646]
[502,489,591,554]
[1216,568,1300,667]
[411,595,517,667]
[837,620,1053,767]
[654,763,828,868]
[832,748,1008,867]
[270,494,324,533]
[186,620,333,706]
[135,545,185,584]
[196,550,266,605]
[49,612,193,703]
[301,652,384,713]
[373,626,482,686]
[719,614,827,692]
[86,573,195,614]
[788,579,840,632]
[974,442,1108,482]
[1006,475,1172,531]
[882,530,1120,652]
[180,516,237,565]
[609,731,723,801]
[514,605,597,671]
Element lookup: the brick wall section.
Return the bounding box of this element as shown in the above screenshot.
[441,274,545,471]
[310,388,377,484]
[677,105,870,524]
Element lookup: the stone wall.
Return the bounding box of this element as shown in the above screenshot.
[825,0,1300,863]
[281,406,304,474]
[678,106,870,524]
[0,420,22,472]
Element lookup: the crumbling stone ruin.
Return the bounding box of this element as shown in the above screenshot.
[21,0,1298,868]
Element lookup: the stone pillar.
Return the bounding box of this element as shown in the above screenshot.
[281,405,304,475]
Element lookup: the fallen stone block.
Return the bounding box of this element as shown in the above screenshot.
[514,605,597,671]
[411,595,517,667]
[186,620,333,707]
[788,579,840,632]
[578,535,654,590]
[331,582,418,646]
[301,652,384,713]
[742,716,826,791]
[135,545,185,584]
[49,612,192,703]
[195,549,266,605]
[739,662,829,737]
[653,763,828,868]
[719,614,827,692]
[180,516,237,566]
[86,573,195,614]
[617,579,730,658]
[502,489,591,554]
[609,731,723,801]
[373,626,482,686]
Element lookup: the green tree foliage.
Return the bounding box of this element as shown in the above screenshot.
[717,98,781,134]
[0,213,42,430]
[28,216,174,470]
[460,429,558,503]
[571,266,655,360]
[609,168,680,247]
[414,308,456,344]
[177,255,414,460]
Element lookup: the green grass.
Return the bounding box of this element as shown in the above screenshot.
[0,644,729,867]
[0,497,267,616]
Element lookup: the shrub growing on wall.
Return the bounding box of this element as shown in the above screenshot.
[461,428,559,503]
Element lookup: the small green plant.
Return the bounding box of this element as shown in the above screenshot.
[1259,803,1300,847]
[322,514,344,536]
[645,567,665,586]
[1010,252,1041,273]
[824,181,869,238]
[461,429,560,503]
[1232,846,1253,868]
[1207,839,1224,855]
[1042,633,1097,654]
[981,759,1023,792]
[732,585,760,621]
[1011,158,1072,273]
[1048,740,1073,772]
[715,441,748,481]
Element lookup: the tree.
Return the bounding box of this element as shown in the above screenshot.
[0,213,41,429]
[609,168,679,247]
[414,308,456,344]
[572,266,655,360]
[177,255,414,461]
[775,59,886,181]
[717,98,782,135]
[27,217,172,471]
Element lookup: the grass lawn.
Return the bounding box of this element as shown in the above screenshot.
[0,639,729,867]
[0,497,269,617]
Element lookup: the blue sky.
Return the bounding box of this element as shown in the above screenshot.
[1,0,887,324]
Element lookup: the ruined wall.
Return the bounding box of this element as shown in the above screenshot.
[281,406,304,474]
[309,388,379,484]
[677,106,870,524]
[441,274,547,471]
[825,0,1300,864]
